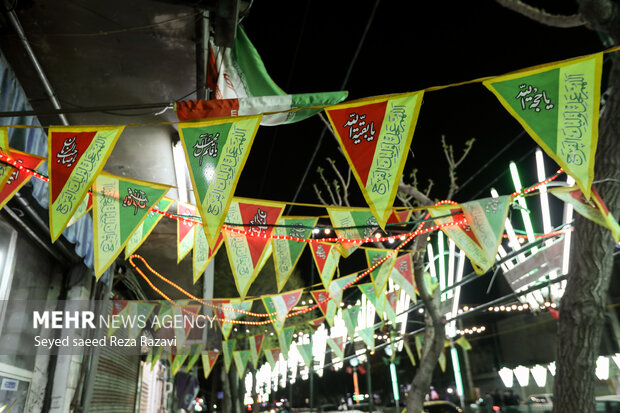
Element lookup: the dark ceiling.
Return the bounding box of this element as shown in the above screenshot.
[0,0,605,302]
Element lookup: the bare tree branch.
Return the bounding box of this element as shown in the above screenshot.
[495,0,586,28]
[327,158,350,206]
[398,180,433,206]
[313,183,329,206]
[317,167,338,205]
[319,113,345,156]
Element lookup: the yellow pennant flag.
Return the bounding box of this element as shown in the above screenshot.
[48,125,124,242]
[0,149,45,211]
[0,128,12,190]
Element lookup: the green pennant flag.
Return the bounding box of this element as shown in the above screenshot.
[233,350,251,377]
[484,54,603,199]
[414,333,424,359]
[390,253,417,303]
[438,347,447,372]
[264,348,281,369]
[365,248,397,296]
[327,207,379,258]
[383,290,399,324]
[222,339,236,372]
[171,347,190,376]
[150,346,164,369]
[403,338,416,366]
[179,115,262,249]
[310,242,341,289]
[429,196,511,275]
[278,326,295,358]
[154,302,173,331]
[201,350,220,379]
[93,172,170,279]
[125,197,173,258]
[172,301,201,349]
[186,344,203,372]
[311,289,338,327]
[127,301,157,340]
[223,198,285,299]
[214,299,253,340]
[262,289,303,334]
[249,334,265,368]
[357,326,375,351]
[273,217,318,291]
[358,282,384,320]
[193,229,224,284]
[326,337,345,360]
[177,202,197,263]
[328,273,358,307]
[455,336,472,351]
[296,343,314,368]
[325,92,424,228]
[342,306,360,340]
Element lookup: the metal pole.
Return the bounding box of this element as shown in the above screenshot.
[288,379,293,411]
[309,357,314,411]
[366,357,374,411]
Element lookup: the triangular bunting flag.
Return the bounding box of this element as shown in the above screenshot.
[365,248,397,296]
[342,306,360,339]
[327,337,345,360]
[178,115,262,249]
[327,207,379,258]
[92,172,170,279]
[48,125,124,242]
[296,343,314,368]
[201,350,220,379]
[154,302,173,331]
[194,229,224,284]
[214,299,253,340]
[177,202,197,263]
[455,336,472,351]
[438,347,447,372]
[278,326,295,358]
[403,337,416,366]
[67,192,93,228]
[308,316,326,330]
[249,334,264,368]
[173,301,201,349]
[0,149,45,210]
[429,196,511,275]
[264,348,281,369]
[390,253,417,303]
[550,186,620,243]
[484,54,603,199]
[223,198,285,299]
[127,301,157,340]
[186,344,203,372]
[107,299,129,338]
[358,283,384,320]
[273,216,318,291]
[388,209,413,225]
[357,326,375,351]
[325,91,424,227]
[262,289,303,334]
[328,273,358,307]
[171,347,190,376]
[384,290,399,324]
[0,128,12,190]
[150,346,164,368]
[222,339,236,372]
[414,333,424,359]
[126,197,173,258]
[310,242,341,289]
[233,350,251,377]
[311,289,337,327]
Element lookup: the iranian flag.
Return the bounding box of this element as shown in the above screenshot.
[223,198,285,299]
[484,53,603,199]
[201,350,220,379]
[0,149,45,210]
[262,289,303,334]
[92,172,169,279]
[48,126,124,242]
[325,91,424,228]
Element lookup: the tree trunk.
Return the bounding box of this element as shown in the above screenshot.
[552,47,620,412]
[221,364,232,413]
[407,240,446,413]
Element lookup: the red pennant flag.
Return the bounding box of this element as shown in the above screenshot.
[0,149,45,210]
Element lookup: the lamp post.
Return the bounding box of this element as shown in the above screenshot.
[384,345,400,413]
[349,357,360,402]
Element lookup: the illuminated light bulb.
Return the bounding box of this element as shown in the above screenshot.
[270,332,274,336]
[234,328,238,332]
[511,305,517,310]
[324,228,331,235]
[544,302,551,307]
[457,309,463,314]
[488,307,494,311]
[551,303,557,308]
[480,326,486,331]
[246,329,250,333]
[517,306,523,311]
[301,301,306,305]
[506,307,511,312]
[463,306,469,311]
[427,236,431,241]
[312,228,320,235]
[388,238,395,244]
[514,365,530,387]
[523,303,529,309]
[418,308,424,314]
[375,233,381,239]
[518,237,526,244]
[500,306,505,311]
[400,235,406,240]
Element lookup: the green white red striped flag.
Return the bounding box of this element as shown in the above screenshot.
[310,242,341,289]
[327,207,379,258]
[272,216,318,291]
[365,248,397,296]
[262,289,303,334]
[201,350,220,379]
[223,198,285,299]
[429,196,511,275]
[325,92,424,228]
[484,53,603,199]
[178,115,261,250]
[125,197,173,258]
[92,172,169,279]
[48,126,124,242]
